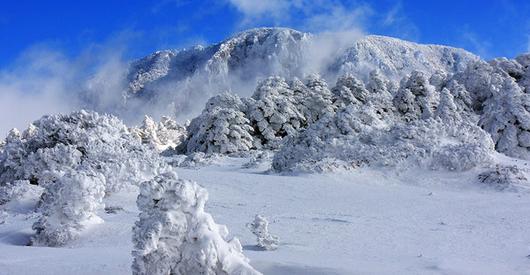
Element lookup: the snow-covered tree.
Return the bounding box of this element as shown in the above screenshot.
[444,80,473,112]
[131,115,187,152]
[247,77,305,149]
[183,93,254,154]
[435,88,461,123]
[301,74,335,124]
[31,167,106,246]
[247,215,279,251]
[0,110,161,193]
[393,71,437,120]
[273,104,494,173]
[132,171,260,275]
[331,74,368,107]
[478,78,530,159]
[185,108,254,154]
[0,110,163,246]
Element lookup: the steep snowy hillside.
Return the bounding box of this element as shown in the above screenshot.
[333,35,479,81]
[123,28,479,120]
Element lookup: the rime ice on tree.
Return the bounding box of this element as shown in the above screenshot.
[247,215,280,251]
[132,171,261,275]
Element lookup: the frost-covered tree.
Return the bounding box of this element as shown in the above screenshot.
[301,74,335,124]
[31,167,106,246]
[184,95,254,154]
[331,74,368,107]
[0,110,163,246]
[0,110,161,193]
[247,215,279,251]
[478,78,530,159]
[273,104,494,173]
[393,71,437,120]
[247,77,305,149]
[444,80,473,113]
[435,88,461,123]
[132,171,260,275]
[131,115,187,152]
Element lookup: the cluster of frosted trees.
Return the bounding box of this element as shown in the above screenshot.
[182,53,530,174]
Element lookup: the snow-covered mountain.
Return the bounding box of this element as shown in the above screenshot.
[332,35,479,81]
[3,27,530,275]
[124,28,479,119]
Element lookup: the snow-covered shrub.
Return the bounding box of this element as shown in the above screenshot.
[331,74,369,107]
[31,167,106,246]
[247,215,279,251]
[0,110,160,193]
[241,151,273,169]
[393,71,437,121]
[177,152,220,168]
[247,77,305,149]
[478,78,530,159]
[0,180,35,205]
[131,115,187,152]
[300,74,335,124]
[0,110,164,246]
[478,165,528,190]
[273,102,494,173]
[132,171,260,275]
[184,93,254,154]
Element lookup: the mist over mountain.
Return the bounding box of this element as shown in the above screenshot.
[118,27,480,122]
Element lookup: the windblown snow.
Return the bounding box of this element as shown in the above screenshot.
[1,27,530,275]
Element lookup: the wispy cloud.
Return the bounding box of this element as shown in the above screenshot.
[227,0,289,23]
[0,35,132,137]
[460,28,492,59]
[227,0,370,33]
[379,2,419,41]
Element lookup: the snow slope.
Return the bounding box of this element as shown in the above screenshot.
[1,155,529,274]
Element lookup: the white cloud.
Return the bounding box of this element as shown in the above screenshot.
[460,30,492,58]
[0,40,130,137]
[227,0,370,34]
[228,0,288,19]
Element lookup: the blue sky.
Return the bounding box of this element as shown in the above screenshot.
[1,0,530,66]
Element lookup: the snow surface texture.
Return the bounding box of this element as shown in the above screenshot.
[1,156,529,274]
[132,171,260,275]
[247,215,279,251]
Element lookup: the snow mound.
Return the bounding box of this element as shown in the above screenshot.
[132,171,260,275]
